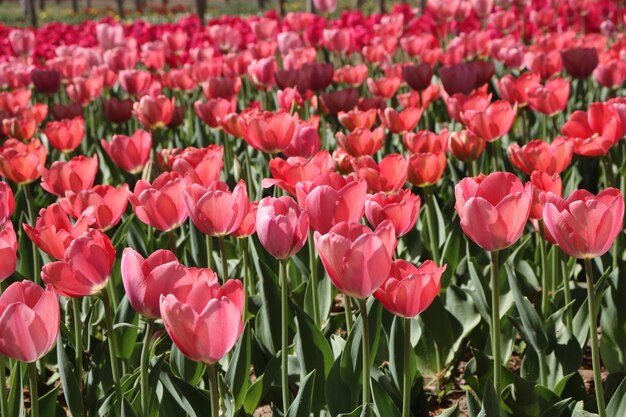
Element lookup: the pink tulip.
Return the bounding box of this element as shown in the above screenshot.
[0,181,16,226]
[351,154,408,193]
[0,281,59,363]
[39,155,99,197]
[262,151,334,196]
[59,184,129,231]
[365,189,420,237]
[101,130,152,174]
[256,196,309,259]
[0,222,17,281]
[461,100,517,142]
[244,111,297,154]
[313,0,336,13]
[45,117,85,153]
[129,172,188,232]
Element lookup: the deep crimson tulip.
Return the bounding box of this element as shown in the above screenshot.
[508,138,573,175]
[526,78,570,117]
[299,63,334,93]
[101,130,152,174]
[121,248,192,319]
[0,281,59,363]
[103,98,133,124]
[380,107,422,134]
[439,62,480,96]
[30,69,61,95]
[529,171,562,220]
[232,202,258,238]
[160,277,244,365]
[365,189,420,237]
[373,259,444,318]
[194,98,234,129]
[561,47,599,79]
[402,63,433,92]
[543,188,624,259]
[449,130,486,162]
[367,77,401,98]
[338,109,378,132]
[244,111,297,154]
[562,103,623,156]
[320,89,359,114]
[315,220,395,299]
[283,118,321,158]
[59,184,129,231]
[41,229,115,298]
[455,172,531,251]
[256,196,309,259]
[0,181,15,226]
[296,173,367,234]
[45,117,85,153]
[40,154,99,197]
[351,154,408,193]
[0,139,47,185]
[262,151,334,196]
[169,146,224,187]
[129,172,188,232]
[461,100,517,142]
[335,127,385,157]
[52,103,83,121]
[133,95,175,130]
[119,70,152,97]
[496,73,541,107]
[0,222,17,281]
[23,203,94,260]
[334,65,369,86]
[183,180,249,237]
[594,60,626,89]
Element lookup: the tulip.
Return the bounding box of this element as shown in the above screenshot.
[0,222,17,281]
[0,139,47,185]
[594,59,626,89]
[296,173,367,234]
[334,64,368,86]
[0,182,15,227]
[508,138,573,175]
[103,98,134,124]
[365,189,420,237]
[248,57,277,91]
[449,130,486,163]
[129,172,188,232]
[41,229,115,298]
[256,196,309,260]
[405,130,448,187]
[529,171,562,220]
[283,118,321,158]
[30,69,62,95]
[133,95,175,130]
[338,109,378,132]
[52,103,83,120]
[323,29,352,54]
[45,117,85,153]
[402,63,433,92]
[351,154,408,193]
[461,100,517,142]
[40,155,99,197]
[194,98,234,129]
[380,107,422,134]
[59,184,129,231]
[561,47,599,79]
[320,89,359,114]
[525,50,562,79]
[335,127,385,157]
[101,130,152,174]
[313,0,336,13]
[66,75,103,105]
[1,115,35,141]
[262,151,334,196]
[0,89,31,113]
[439,62,480,96]
[367,77,401,98]
[445,90,492,124]
[244,111,297,154]
[496,73,541,107]
[8,29,36,56]
[0,280,59,363]
[562,102,623,156]
[119,70,152,97]
[526,78,570,117]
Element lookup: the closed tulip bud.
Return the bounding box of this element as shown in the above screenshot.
[320,89,359,115]
[30,69,61,95]
[45,117,85,153]
[561,47,599,79]
[257,196,309,259]
[248,57,277,91]
[365,189,420,237]
[101,130,152,175]
[244,111,297,154]
[133,95,175,130]
[449,130,486,162]
[0,281,59,363]
[455,172,531,251]
[402,63,433,92]
[374,259,444,318]
[40,154,99,197]
[315,220,396,299]
[0,222,17,281]
[129,172,188,232]
[508,137,573,175]
[59,184,129,231]
[543,188,624,259]
[9,29,36,56]
[262,151,334,196]
[41,229,116,298]
[0,139,47,185]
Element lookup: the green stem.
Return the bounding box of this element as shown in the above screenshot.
[167,230,176,254]
[72,298,83,383]
[538,222,550,318]
[490,141,500,173]
[207,364,220,417]
[280,258,290,412]
[28,362,39,417]
[140,319,154,417]
[101,290,123,405]
[241,239,250,320]
[584,258,607,417]
[0,356,8,417]
[521,108,528,145]
[22,184,40,284]
[206,235,214,270]
[308,230,320,327]
[358,299,371,410]
[490,250,502,394]
[424,187,440,264]
[560,250,574,331]
[218,236,229,283]
[402,317,411,417]
[220,130,233,179]
[538,350,548,387]
[344,295,354,333]
[147,226,154,254]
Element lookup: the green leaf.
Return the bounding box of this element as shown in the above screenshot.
[286,370,316,417]
[326,356,358,416]
[478,379,505,417]
[158,371,211,417]
[56,336,84,417]
[439,405,460,417]
[225,324,251,410]
[243,354,281,414]
[114,296,140,360]
[39,386,60,417]
[371,378,401,417]
[467,257,491,323]
[607,375,626,417]
[388,316,416,394]
[255,261,283,355]
[170,345,206,386]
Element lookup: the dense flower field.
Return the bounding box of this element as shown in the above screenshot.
[0,0,625,416]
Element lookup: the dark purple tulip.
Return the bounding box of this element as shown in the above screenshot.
[561,47,599,79]
[402,63,433,92]
[30,69,61,95]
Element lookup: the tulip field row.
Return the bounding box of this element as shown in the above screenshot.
[0,1,625,416]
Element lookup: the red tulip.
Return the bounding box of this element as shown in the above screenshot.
[183,180,249,237]
[262,151,334,196]
[119,70,152,97]
[0,222,17,281]
[52,103,83,121]
[296,173,367,234]
[496,73,541,107]
[168,146,224,187]
[101,130,152,175]
[365,189,420,237]
[0,89,31,113]
[8,29,36,56]
[256,196,309,259]
[59,184,129,231]
[40,155,99,197]
[45,117,85,153]
[195,98,235,129]
[1,115,36,141]
[0,138,47,185]
[445,90,492,124]
[449,130,486,162]
[508,137,573,175]
[201,76,241,101]
[103,46,137,72]
[315,221,395,299]
[529,171,562,220]
[129,172,188,232]
[23,203,94,260]
[121,248,192,319]
[543,188,624,259]
[103,98,133,124]
[335,127,385,157]
[338,109,378,132]
[562,102,623,156]
[561,47,599,79]
[320,89,359,114]
[232,202,258,238]
[404,130,448,187]
[41,229,115,298]
[373,259,444,318]
[244,111,297,154]
[66,75,103,105]
[461,100,517,142]
[334,65,368,86]
[0,281,59,363]
[0,182,15,226]
[351,154,408,193]
[323,29,352,54]
[367,77,401,98]
[526,78,570,116]
[133,95,175,130]
[455,172,531,251]
[380,107,422,134]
